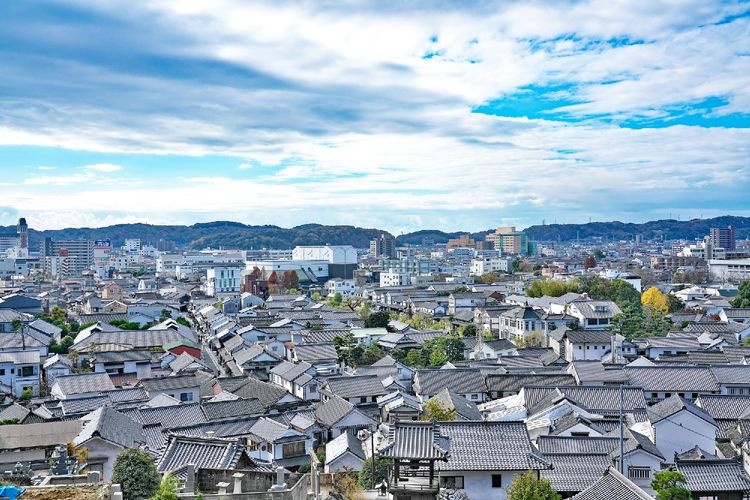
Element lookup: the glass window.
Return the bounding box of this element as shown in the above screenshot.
[492,475,502,488]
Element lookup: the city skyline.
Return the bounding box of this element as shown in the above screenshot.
[0,1,749,232]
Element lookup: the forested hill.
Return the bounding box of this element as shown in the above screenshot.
[4,215,749,250]
[4,222,391,250]
[524,215,750,242]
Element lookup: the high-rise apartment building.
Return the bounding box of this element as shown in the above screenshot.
[41,239,94,274]
[710,226,736,251]
[486,226,531,255]
[370,233,396,258]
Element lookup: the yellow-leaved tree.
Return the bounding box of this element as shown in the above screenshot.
[641,287,668,313]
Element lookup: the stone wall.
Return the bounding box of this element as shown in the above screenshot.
[179,473,309,500]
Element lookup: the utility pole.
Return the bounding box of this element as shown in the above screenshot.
[371,426,376,490]
[619,384,625,474]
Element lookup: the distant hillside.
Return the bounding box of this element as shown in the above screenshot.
[3,215,749,251]
[1,222,392,250]
[524,215,750,242]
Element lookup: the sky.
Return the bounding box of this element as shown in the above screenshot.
[0,1,749,234]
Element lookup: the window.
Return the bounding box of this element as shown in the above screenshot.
[628,467,650,480]
[491,474,502,488]
[180,392,194,402]
[21,366,34,377]
[441,476,464,489]
[0,369,4,376]
[282,441,306,458]
[360,397,367,403]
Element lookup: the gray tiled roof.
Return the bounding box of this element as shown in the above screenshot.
[315,395,355,427]
[697,394,750,420]
[537,436,619,455]
[324,375,387,399]
[677,459,750,492]
[486,373,576,394]
[60,395,112,416]
[606,427,664,461]
[648,394,717,427]
[414,368,487,397]
[53,372,115,396]
[542,454,613,493]
[431,388,482,421]
[94,349,152,363]
[711,365,750,385]
[566,330,614,344]
[140,374,200,392]
[156,435,247,473]
[379,421,450,461]
[129,402,208,429]
[201,398,265,421]
[74,406,144,448]
[624,366,720,393]
[571,362,628,384]
[222,377,290,408]
[523,386,647,416]
[293,343,338,362]
[437,421,551,472]
[571,466,653,500]
[0,403,30,422]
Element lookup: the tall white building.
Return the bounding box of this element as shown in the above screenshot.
[206,263,243,296]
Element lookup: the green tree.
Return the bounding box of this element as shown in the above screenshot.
[458,324,477,337]
[526,279,578,298]
[403,348,427,368]
[152,473,180,500]
[429,348,448,366]
[112,448,161,500]
[365,311,390,329]
[651,470,691,500]
[666,294,685,313]
[507,470,562,500]
[332,332,357,365]
[10,319,22,332]
[50,305,67,323]
[733,281,750,308]
[175,316,190,327]
[159,309,172,321]
[421,398,456,421]
[328,292,343,307]
[357,457,391,489]
[20,387,33,400]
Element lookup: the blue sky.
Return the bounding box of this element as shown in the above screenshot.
[0,1,749,233]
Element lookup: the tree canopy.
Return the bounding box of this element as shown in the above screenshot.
[642,287,668,313]
[507,470,562,500]
[651,470,691,500]
[111,448,160,500]
[733,281,750,308]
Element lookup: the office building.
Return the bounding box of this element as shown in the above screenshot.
[710,226,736,250]
[370,233,396,259]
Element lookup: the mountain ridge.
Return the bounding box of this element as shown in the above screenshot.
[2,215,748,250]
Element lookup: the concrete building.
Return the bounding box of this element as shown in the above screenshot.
[42,239,94,274]
[710,226,736,251]
[380,270,409,287]
[206,263,244,296]
[486,226,531,256]
[370,233,396,258]
[709,258,750,282]
[292,245,357,279]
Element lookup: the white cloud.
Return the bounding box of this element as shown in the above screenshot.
[84,163,123,172]
[0,1,748,230]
